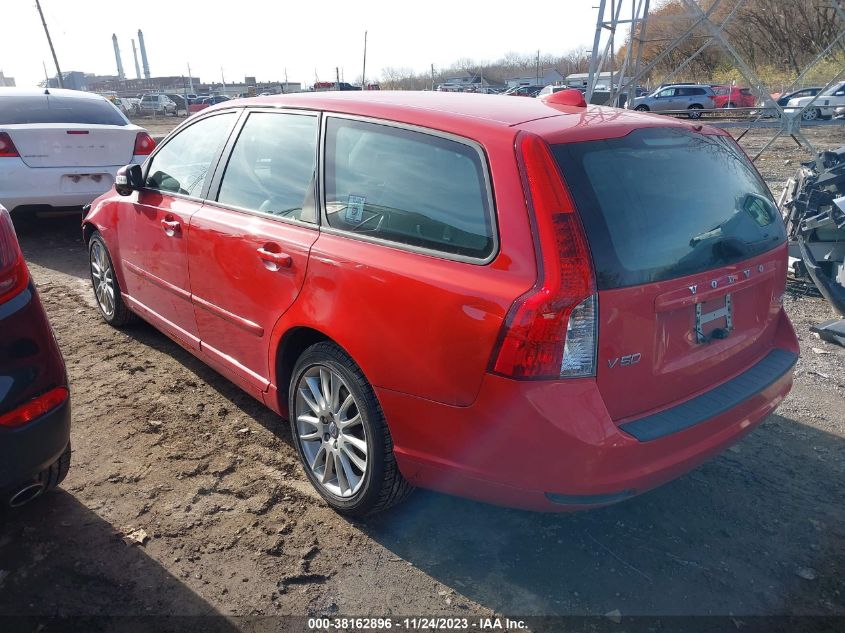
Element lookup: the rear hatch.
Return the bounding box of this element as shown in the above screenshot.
[551,127,787,421]
[0,93,135,167]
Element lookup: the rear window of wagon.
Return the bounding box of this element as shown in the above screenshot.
[0,95,128,126]
[552,127,786,289]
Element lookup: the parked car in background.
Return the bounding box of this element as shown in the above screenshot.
[505,85,544,97]
[0,204,71,508]
[773,87,822,108]
[632,84,716,118]
[0,88,156,219]
[120,97,141,116]
[138,94,177,116]
[83,91,797,516]
[164,94,188,113]
[188,94,231,114]
[785,81,845,121]
[711,85,756,108]
[537,85,573,98]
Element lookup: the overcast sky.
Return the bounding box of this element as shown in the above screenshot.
[2,0,601,88]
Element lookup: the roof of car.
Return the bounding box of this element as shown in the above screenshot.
[196,90,708,143]
[217,91,582,127]
[0,87,108,101]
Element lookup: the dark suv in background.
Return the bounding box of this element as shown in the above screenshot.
[0,205,71,508]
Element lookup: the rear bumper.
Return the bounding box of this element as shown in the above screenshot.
[0,159,143,212]
[381,312,798,512]
[0,399,71,490]
[0,285,71,490]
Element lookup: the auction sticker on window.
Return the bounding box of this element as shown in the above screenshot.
[346,195,366,223]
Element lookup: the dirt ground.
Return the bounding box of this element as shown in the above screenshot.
[0,121,843,629]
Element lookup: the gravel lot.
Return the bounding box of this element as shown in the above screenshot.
[0,120,843,627]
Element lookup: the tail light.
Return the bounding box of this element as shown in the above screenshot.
[490,132,597,379]
[0,207,29,304]
[133,132,156,156]
[0,387,69,428]
[0,132,19,158]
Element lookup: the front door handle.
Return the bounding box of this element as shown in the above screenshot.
[161,219,181,235]
[257,246,292,270]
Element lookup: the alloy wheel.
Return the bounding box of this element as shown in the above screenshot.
[90,240,115,318]
[802,108,820,121]
[294,365,368,498]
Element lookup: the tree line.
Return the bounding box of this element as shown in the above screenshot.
[378,0,844,90]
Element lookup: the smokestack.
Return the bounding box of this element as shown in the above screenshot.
[112,34,125,80]
[138,29,150,79]
[131,39,141,79]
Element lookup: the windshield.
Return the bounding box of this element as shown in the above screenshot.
[822,82,845,95]
[0,95,128,126]
[552,127,786,289]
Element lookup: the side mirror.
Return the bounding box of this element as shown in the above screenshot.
[115,164,143,196]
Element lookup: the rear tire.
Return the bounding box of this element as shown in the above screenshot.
[88,232,136,327]
[688,104,704,119]
[289,342,412,516]
[801,107,821,121]
[635,104,649,111]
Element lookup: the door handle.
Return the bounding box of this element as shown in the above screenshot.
[257,246,292,269]
[161,219,181,235]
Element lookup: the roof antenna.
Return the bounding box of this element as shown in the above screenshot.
[44,88,50,95]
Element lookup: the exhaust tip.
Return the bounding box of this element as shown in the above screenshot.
[8,482,45,508]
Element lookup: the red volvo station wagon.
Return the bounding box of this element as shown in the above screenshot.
[83,91,798,515]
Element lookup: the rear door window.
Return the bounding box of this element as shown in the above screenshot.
[217,112,318,222]
[552,127,786,289]
[323,117,495,260]
[0,95,127,126]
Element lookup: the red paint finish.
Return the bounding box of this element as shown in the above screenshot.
[597,247,788,421]
[83,92,799,511]
[119,189,202,348]
[188,203,319,393]
[381,309,797,511]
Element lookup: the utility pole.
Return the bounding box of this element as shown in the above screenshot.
[536,49,540,84]
[283,68,288,94]
[35,0,63,88]
[187,63,194,93]
[431,63,435,91]
[336,66,340,90]
[362,30,367,90]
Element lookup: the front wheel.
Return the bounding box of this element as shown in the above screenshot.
[89,232,136,327]
[687,104,704,119]
[289,342,412,516]
[634,104,649,111]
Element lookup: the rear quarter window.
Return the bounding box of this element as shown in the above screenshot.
[0,95,127,126]
[323,117,495,260]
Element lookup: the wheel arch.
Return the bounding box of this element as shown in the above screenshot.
[82,220,98,246]
[273,326,343,417]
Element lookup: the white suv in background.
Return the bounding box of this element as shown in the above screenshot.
[0,88,155,218]
[138,94,177,116]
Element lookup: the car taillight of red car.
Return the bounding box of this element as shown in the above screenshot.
[490,132,597,379]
